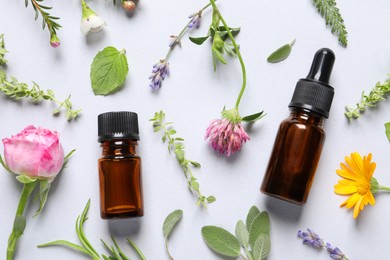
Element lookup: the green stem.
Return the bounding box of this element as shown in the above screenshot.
[127,238,147,260]
[378,185,390,192]
[239,253,249,260]
[165,2,213,61]
[7,182,38,260]
[208,0,246,109]
[164,238,174,260]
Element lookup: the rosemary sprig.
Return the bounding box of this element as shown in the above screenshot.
[150,111,216,207]
[0,34,8,65]
[345,78,390,120]
[25,0,61,46]
[312,0,348,47]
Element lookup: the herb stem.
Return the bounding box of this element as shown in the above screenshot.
[164,238,174,260]
[378,185,390,192]
[239,253,249,260]
[165,2,213,61]
[208,0,246,110]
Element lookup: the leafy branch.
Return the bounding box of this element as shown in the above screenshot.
[150,111,216,207]
[25,0,61,46]
[312,0,348,47]
[345,77,390,120]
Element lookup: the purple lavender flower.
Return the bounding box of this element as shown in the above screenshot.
[149,60,170,90]
[188,11,202,29]
[297,229,325,249]
[326,243,348,260]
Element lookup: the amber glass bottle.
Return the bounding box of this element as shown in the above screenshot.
[98,111,143,219]
[261,48,335,205]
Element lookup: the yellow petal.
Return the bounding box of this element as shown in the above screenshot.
[353,197,363,219]
[340,193,360,209]
[334,183,357,195]
[367,191,376,205]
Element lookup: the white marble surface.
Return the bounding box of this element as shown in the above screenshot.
[1,0,390,259]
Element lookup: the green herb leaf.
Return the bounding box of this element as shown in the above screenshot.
[235,220,249,249]
[246,206,261,232]
[385,122,390,141]
[201,226,241,257]
[163,210,183,238]
[38,240,92,256]
[127,239,147,260]
[252,234,271,260]
[16,175,38,184]
[90,47,129,96]
[0,34,8,65]
[248,211,270,248]
[242,111,265,123]
[267,39,295,63]
[34,180,51,217]
[189,36,210,45]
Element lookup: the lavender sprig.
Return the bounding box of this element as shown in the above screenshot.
[148,2,212,90]
[297,229,349,260]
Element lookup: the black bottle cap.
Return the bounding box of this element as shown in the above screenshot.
[98,111,140,142]
[289,48,335,118]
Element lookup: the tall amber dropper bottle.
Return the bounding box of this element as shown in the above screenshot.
[98,111,143,219]
[261,48,335,205]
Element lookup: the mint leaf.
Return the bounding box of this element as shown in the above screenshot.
[163,210,183,238]
[385,122,390,141]
[90,46,129,96]
[267,39,295,63]
[252,234,271,260]
[201,226,241,257]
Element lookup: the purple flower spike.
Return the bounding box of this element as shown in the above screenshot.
[326,243,348,260]
[297,229,325,249]
[188,11,202,29]
[149,60,170,90]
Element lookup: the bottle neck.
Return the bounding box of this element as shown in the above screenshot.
[289,107,324,126]
[101,139,138,157]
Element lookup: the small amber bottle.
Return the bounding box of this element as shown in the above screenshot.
[98,111,143,219]
[261,48,335,205]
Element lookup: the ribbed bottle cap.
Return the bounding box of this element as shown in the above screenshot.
[289,48,335,118]
[98,111,140,142]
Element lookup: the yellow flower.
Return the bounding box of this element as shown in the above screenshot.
[334,152,376,219]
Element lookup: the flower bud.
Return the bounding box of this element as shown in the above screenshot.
[122,0,136,11]
[50,34,60,48]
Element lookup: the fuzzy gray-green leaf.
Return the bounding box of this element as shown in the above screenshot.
[246,206,261,232]
[249,211,270,248]
[235,220,249,248]
[163,210,183,238]
[91,47,129,96]
[252,234,271,260]
[201,226,240,257]
[267,40,295,63]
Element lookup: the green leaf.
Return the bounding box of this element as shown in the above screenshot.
[16,175,38,184]
[252,234,271,260]
[242,111,265,123]
[201,226,241,257]
[189,36,209,45]
[90,47,129,96]
[246,206,261,232]
[34,180,51,217]
[249,212,271,248]
[37,240,92,256]
[163,210,183,238]
[127,239,147,260]
[385,122,390,141]
[267,39,295,63]
[235,220,249,249]
[206,196,216,203]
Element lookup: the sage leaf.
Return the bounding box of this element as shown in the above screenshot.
[242,111,265,123]
[163,210,183,238]
[235,220,249,249]
[267,39,296,63]
[249,211,270,248]
[201,226,241,257]
[385,122,390,141]
[252,234,271,260]
[90,46,129,96]
[246,206,261,232]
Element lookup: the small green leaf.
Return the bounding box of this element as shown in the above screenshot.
[267,39,296,63]
[37,240,92,256]
[90,47,129,96]
[242,111,265,123]
[189,36,210,45]
[16,175,38,184]
[127,239,147,260]
[163,210,183,238]
[246,206,261,232]
[252,234,271,260]
[235,220,249,249]
[249,211,271,248]
[34,180,51,217]
[385,122,390,141]
[201,226,241,257]
[206,196,216,203]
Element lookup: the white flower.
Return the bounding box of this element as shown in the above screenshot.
[80,15,105,35]
[80,0,106,35]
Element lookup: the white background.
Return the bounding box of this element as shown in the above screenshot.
[1,0,390,259]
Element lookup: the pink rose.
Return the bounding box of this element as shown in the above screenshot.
[2,125,64,182]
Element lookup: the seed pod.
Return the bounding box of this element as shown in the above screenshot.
[122,0,136,11]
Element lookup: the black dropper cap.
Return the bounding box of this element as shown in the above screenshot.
[98,111,140,142]
[289,48,335,118]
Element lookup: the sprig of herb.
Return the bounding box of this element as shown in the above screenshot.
[345,78,390,120]
[38,199,146,260]
[25,0,61,47]
[312,0,348,47]
[150,111,216,207]
[201,206,271,260]
[267,39,296,63]
[0,34,8,65]
[162,209,183,260]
